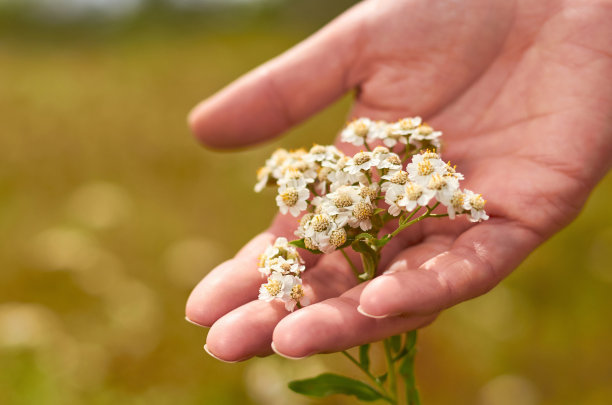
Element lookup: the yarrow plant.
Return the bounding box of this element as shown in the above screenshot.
[254,117,489,404]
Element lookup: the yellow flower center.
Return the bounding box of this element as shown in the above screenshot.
[428,174,447,190]
[290,285,305,301]
[311,214,331,233]
[304,237,318,251]
[353,201,374,220]
[329,229,347,247]
[265,280,282,296]
[390,171,408,184]
[470,195,486,210]
[418,125,433,135]
[359,186,377,202]
[451,192,465,210]
[405,183,423,201]
[310,145,326,155]
[353,122,369,138]
[300,213,314,228]
[399,118,418,130]
[280,188,299,206]
[421,150,439,160]
[386,155,401,166]
[353,152,371,166]
[417,160,434,176]
[333,193,354,208]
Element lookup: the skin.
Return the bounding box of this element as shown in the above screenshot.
[185,0,612,362]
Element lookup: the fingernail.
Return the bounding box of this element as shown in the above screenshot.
[383,268,398,275]
[185,316,207,327]
[271,342,311,360]
[203,344,240,363]
[357,305,389,319]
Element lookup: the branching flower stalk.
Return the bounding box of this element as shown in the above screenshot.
[254,117,489,404]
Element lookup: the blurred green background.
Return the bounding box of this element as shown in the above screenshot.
[0,1,611,404]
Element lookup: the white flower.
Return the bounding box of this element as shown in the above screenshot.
[265,148,290,179]
[276,183,310,217]
[347,197,375,231]
[345,151,375,175]
[399,182,435,211]
[270,256,305,276]
[384,186,405,216]
[406,153,446,187]
[381,169,409,193]
[305,144,343,164]
[378,117,423,148]
[254,166,272,192]
[286,282,310,312]
[378,124,408,148]
[445,189,467,219]
[341,118,374,146]
[277,169,312,188]
[295,204,350,253]
[427,174,460,205]
[463,189,489,222]
[377,152,402,171]
[276,149,318,182]
[325,156,366,190]
[257,237,303,275]
[395,117,422,135]
[409,124,442,149]
[259,272,292,301]
[325,186,360,224]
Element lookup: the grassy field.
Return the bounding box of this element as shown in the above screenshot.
[0,6,611,405]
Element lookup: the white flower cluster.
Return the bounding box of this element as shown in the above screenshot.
[386,150,489,221]
[341,117,442,150]
[257,237,309,312]
[254,117,490,310]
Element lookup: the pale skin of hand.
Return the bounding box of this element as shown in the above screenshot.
[185,0,612,361]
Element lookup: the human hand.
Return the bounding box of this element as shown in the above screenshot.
[186,0,612,361]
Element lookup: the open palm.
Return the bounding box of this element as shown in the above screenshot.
[186,0,612,361]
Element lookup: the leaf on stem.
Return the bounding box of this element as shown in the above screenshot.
[288,373,384,402]
[359,344,371,372]
[289,239,323,254]
[390,334,402,353]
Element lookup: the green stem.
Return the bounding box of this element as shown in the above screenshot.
[364,141,372,152]
[402,331,420,405]
[383,339,398,402]
[340,249,361,280]
[340,351,394,404]
[388,203,440,240]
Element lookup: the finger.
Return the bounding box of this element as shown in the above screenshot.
[358,220,542,318]
[272,282,438,359]
[188,3,367,148]
[268,240,447,358]
[204,232,412,361]
[204,250,359,362]
[185,215,318,327]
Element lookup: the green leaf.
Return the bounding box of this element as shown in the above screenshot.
[289,239,322,254]
[288,373,384,402]
[359,344,370,372]
[375,234,392,247]
[354,232,375,241]
[390,334,402,353]
[289,238,306,248]
[376,373,388,385]
[405,330,417,351]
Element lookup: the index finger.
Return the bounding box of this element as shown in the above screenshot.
[187,2,368,148]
